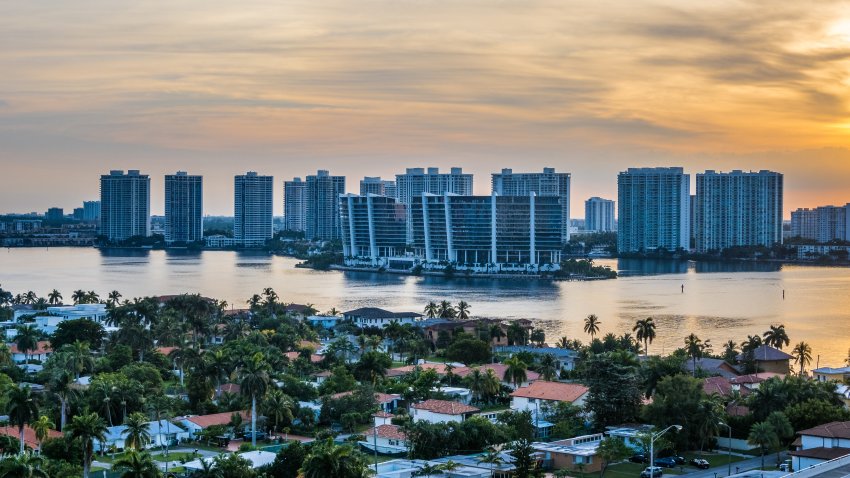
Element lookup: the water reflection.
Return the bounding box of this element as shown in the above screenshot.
[694,261,782,273]
[616,258,688,276]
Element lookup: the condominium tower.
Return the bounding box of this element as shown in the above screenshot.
[340,194,407,266]
[234,172,273,246]
[82,201,101,222]
[305,170,345,241]
[585,197,615,232]
[617,167,690,253]
[491,168,571,243]
[164,171,203,244]
[100,170,150,241]
[395,167,473,205]
[284,177,307,232]
[360,177,397,198]
[791,205,850,242]
[695,170,783,253]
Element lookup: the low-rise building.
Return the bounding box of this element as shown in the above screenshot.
[494,345,578,371]
[184,450,277,471]
[178,411,249,439]
[454,363,541,389]
[510,381,589,438]
[790,421,850,470]
[0,425,61,452]
[9,341,52,363]
[343,307,423,328]
[411,399,479,424]
[533,433,604,473]
[360,424,409,454]
[737,345,793,374]
[95,420,191,452]
[814,367,850,383]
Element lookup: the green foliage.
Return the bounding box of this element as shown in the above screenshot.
[642,375,706,450]
[556,259,617,279]
[50,319,105,350]
[583,352,642,428]
[213,452,257,478]
[784,398,850,431]
[445,338,492,365]
[320,386,377,425]
[404,417,510,459]
[496,410,535,441]
[544,402,585,439]
[121,363,164,394]
[300,438,370,478]
[40,436,84,466]
[598,437,633,477]
[353,351,392,385]
[640,353,686,398]
[266,441,308,478]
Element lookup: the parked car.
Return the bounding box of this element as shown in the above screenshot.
[654,457,677,468]
[690,458,710,469]
[630,453,648,464]
[672,456,686,465]
[641,466,664,478]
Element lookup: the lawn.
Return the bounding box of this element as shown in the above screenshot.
[152,452,196,462]
[683,451,750,469]
[605,461,686,478]
[605,452,751,478]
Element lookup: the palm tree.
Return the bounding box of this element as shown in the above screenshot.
[240,353,270,447]
[32,415,54,454]
[0,453,49,478]
[748,421,779,470]
[438,300,456,319]
[8,385,39,455]
[584,314,601,340]
[47,289,63,305]
[48,369,75,431]
[113,450,160,478]
[23,291,37,305]
[456,301,471,321]
[477,447,504,477]
[65,340,94,380]
[122,412,151,450]
[108,290,123,307]
[556,336,569,349]
[632,318,656,357]
[694,396,724,452]
[506,321,528,346]
[72,289,86,305]
[503,356,528,388]
[300,438,369,478]
[763,324,790,350]
[65,411,108,478]
[14,325,40,364]
[263,389,295,435]
[424,301,439,319]
[204,348,232,398]
[539,354,558,381]
[684,333,703,375]
[792,341,813,375]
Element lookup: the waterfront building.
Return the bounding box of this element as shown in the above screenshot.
[339,194,407,266]
[492,168,571,243]
[694,170,784,253]
[410,193,563,271]
[791,204,850,243]
[100,170,150,241]
[305,170,345,241]
[73,207,84,220]
[584,197,615,233]
[234,172,273,247]
[617,167,690,253]
[83,201,101,222]
[283,177,307,232]
[359,177,396,197]
[45,207,64,222]
[342,307,424,328]
[164,171,203,244]
[395,167,473,204]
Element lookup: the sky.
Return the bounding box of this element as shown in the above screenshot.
[1,0,849,218]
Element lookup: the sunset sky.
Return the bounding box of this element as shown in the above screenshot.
[1,0,849,217]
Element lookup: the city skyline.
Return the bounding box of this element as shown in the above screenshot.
[2,1,850,216]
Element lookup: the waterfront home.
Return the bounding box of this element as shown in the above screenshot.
[814,366,850,383]
[0,425,61,452]
[736,345,793,374]
[306,315,344,329]
[729,372,785,391]
[685,357,740,379]
[360,424,409,454]
[8,303,109,337]
[703,376,751,398]
[178,411,249,438]
[495,345,578,371]
[329,391,403,414]
[420,318,510,347]
[9,340,52,364]
[343,307,423,328]
[184,450,277,471]
[94,419,190,452]
[533,433,605,473]
[789,421,850,470]
[454,363,541,389]
[411,399,479,424]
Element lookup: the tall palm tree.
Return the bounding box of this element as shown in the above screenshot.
[8,385,39,455]
[506,321,528,346]
[122,412,151,450]
[14,325,40,364]
[72,289,87,305]
[539,354,558,381]
[456,301,471,321]
[32,415,55,454]
[64,340,94,380]
[792,341,813,375]
[113,450,160,478]
[684,333,703,375]
[48,369,75,431]
[108,290,123,307]
[748,421,779,470]
[204,348,232,398]
[424,301,439,319]
[632,318,656,357]
[65,411,108,478]
[556,336,569,349]
[438,300,456,319]
[23,291,38,305]
[763,324,790,350]
[240,353,270,447]
[0,453,49,478]
[503,356,528,388]
[477,447,504,478]
[584,314,601,341]
[47,289,63,305]
[263,389,295,435]
[300,438,369,478]
[694,395,724,452]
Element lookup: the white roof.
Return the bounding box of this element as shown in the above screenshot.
[184,451,277,470]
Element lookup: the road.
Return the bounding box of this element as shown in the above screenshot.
[682,453,788,478]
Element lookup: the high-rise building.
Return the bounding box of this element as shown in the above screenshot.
[492,168,571,243]
[284,177,307,232]
[340,194,407,266]
[791,205,850,242]
[100,170,150,241]
[395,167,473,205]
[73,207,84,220]
[45,207,64,222]
[584,197,615,232]
[83,201,101,222]
[359,177,396,197]
[409,193,563,270]
[164,171,203,244]
[694,170,783,253]
[617,167,690,253]
[234,172,273,246]
[305,170,345,240]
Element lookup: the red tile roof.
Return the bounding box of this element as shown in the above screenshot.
[156,346,178,357]
[329,392,400,404]
[284,351,324,363]
[9,341,52,355]
[182,411,249,429]
[220,383,241,395]
[454,363,541,383]
[0,425,61,450]
[411,399,479,415]
[510,381,588,402]
[726,404,750,417]
[703,376,751,397]
[386,363,454,377]
[730,372,784,385]
[368,424,407,441]
[374,411,395,418]
[798,421,850,440]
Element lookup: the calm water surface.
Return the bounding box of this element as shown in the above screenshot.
[0,248,847,365]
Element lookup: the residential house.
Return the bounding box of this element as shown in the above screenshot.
[386,362,459,378]
[729,372,785,391]
[0,425,61,452]
[533,433,605,473]
[178,411,249,438]
[454,363,541,389]
[9,340,52,363]
[184,450,277,471]
[360,424,409,454]
[685,358,740,379]
[510,381,589,438]
[306,315,344,329]
[375,452,519,478]
[737,345,793,374]
[95,419,191,452]
[495,345,578,371]
[419,318,508,347]
[606,425,655,451]
[814,367,850,383]
[343,307,423,328]
[329,392,402,414]
[410,399,479,424]
[790,421,850,470]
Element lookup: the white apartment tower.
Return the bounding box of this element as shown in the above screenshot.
[585,197,615,232]
[100,170,150,241]
[695,170,783,253]
[164,171,203,244]
[360,177,397,198]
[491,168,571,243]
[791,204,850,243]
[305,170,346,241]
[234,172,273,246]
[617,167,690,253]
[395,167,473,205]
[284,177,307,232]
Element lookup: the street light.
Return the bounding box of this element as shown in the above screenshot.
[650,425,683,474]
[719,421,732,477]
